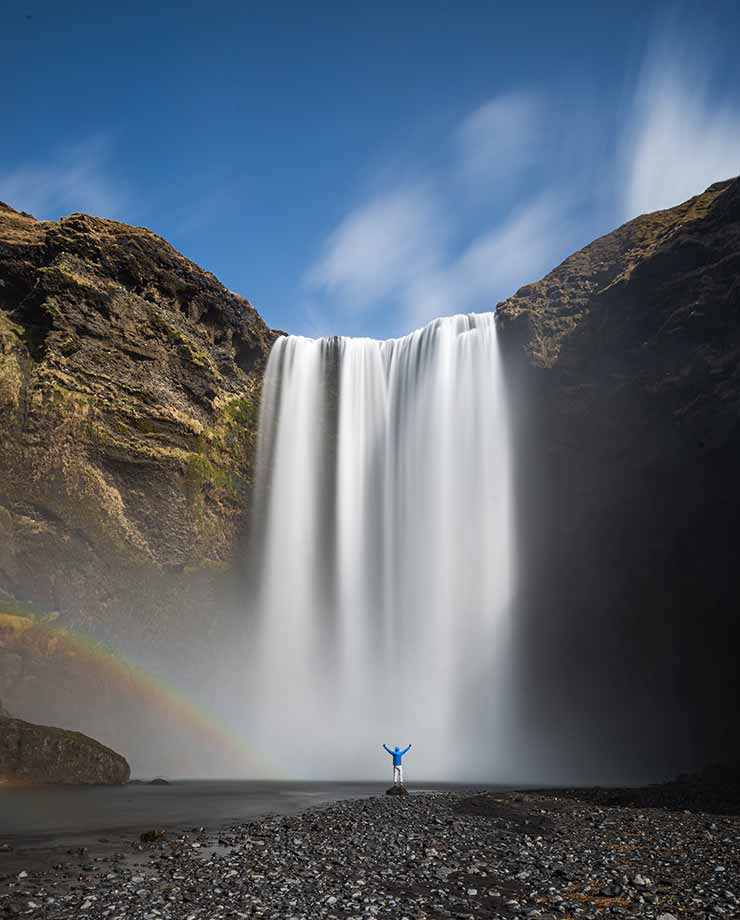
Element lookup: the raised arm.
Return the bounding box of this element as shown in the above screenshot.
[383,744,393,754]
[401,744,412,755]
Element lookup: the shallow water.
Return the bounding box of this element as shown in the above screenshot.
[0,779,488,846]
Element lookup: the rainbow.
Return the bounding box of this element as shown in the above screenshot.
[0,612,277,777]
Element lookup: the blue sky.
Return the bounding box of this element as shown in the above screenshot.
[3,1,740,338]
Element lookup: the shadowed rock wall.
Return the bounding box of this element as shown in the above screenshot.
[0,704,130,784]
[497,177,740,781]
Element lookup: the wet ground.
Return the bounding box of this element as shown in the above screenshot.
[0,780,484,875]
[1,781,739,918]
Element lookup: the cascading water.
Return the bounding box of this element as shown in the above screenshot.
[248,312,514,780]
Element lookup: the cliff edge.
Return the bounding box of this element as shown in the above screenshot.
[0,700,130,784]
[0,203,278,634]
[496,177,740,777]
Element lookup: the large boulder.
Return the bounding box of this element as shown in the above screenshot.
[0,715,130,784]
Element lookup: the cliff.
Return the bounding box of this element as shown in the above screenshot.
[2,179,739,781]
[496,177,740,778]
[0,203,278,635]
[0,702,130,784]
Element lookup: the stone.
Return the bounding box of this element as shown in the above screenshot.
[0,200,279,777]
[0,200,278,638]
[0,715,129,784]
[386,784,410,796]
[495,176,740,771]
[0,788,727,917]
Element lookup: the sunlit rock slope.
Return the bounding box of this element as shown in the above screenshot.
[0,203,277,635]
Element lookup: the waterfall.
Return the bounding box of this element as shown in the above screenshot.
[248,312,514,780]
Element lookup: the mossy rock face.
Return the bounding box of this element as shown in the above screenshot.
[0,201,281,635]
[496,179,738,368]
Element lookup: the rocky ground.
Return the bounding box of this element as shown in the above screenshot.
[2,787,738,919]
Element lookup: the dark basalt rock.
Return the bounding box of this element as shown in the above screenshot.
[386,784,409,796]
[6,790,735,918]
[0,715,130,784]
[496,176,740,777]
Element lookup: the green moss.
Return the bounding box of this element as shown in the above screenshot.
[182,559,230,576]
[43,380,92,411]
[0,598,42,620]
[89,421,195,465]
[220,394,258,429]
[150,312,219,375]
[185,450,238,494]
[0,310,23,340]
[176,340,213,370]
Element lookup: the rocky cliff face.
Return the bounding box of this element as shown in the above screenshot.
[0,703,130,784]
[0,203,278,635]
[496,177,740,779]
[2,181,738,782]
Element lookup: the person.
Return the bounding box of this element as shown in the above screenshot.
[383,743,412,785]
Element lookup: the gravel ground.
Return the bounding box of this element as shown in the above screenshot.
[2,787,738,919]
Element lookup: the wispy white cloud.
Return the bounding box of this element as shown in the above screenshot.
[623,36,740,219]
[306,93,570,332]
[306,22,740,338]
[455,91,543,188]
[0,138,129,220]
[306,186,444,314]
[405,198,569,324]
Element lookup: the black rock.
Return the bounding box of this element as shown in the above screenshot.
[0,716,129,784]
[386,784,409,796]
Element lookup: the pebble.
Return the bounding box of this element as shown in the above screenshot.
[2,789,738,919]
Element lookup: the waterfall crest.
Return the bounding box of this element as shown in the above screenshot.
[249,312,514,780]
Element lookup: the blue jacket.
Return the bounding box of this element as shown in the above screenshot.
[384,744,411,766]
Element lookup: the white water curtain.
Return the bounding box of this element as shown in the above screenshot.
[248,312,513,780]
